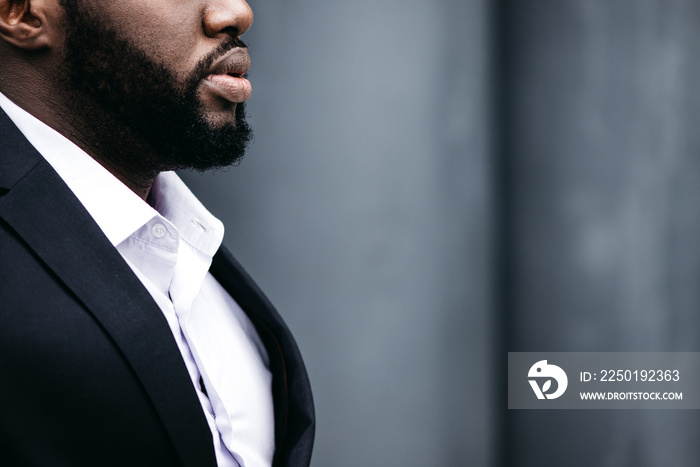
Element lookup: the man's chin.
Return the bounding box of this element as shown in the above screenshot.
[164,102,252,172]
[196,91,246,129]
[199,110,243,131]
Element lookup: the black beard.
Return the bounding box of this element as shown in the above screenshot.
[58,0,253,175]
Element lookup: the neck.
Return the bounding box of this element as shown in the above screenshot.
[3,82,159,200]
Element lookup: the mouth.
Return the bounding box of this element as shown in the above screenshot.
[204,47,252,103]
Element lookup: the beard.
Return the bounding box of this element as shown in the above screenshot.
[58,0,253,174]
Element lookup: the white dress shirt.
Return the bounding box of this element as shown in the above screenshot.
[0,93,275,467]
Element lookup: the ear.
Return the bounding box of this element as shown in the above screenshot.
[0,0,53,50]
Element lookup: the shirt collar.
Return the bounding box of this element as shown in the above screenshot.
[0,91,224,254]
[151,172,224,258]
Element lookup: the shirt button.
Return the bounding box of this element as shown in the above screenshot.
[151,223,167,238]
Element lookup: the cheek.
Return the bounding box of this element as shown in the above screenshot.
[104,4,206,79]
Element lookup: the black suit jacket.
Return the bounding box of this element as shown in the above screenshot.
[0,108,314,466]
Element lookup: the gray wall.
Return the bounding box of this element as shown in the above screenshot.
[182,1,495,466]
[183,1,700,466]
[504,1,700,466]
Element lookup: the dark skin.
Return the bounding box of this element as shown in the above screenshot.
[0,0,253,199]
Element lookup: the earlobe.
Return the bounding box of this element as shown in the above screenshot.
[0,0,51,50]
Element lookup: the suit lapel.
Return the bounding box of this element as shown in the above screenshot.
[211,248,315,467]
[0,110,217,467]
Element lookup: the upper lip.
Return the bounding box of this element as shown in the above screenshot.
[208,47,250,77]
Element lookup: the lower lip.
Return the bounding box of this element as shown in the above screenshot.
[205,74,252,103]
